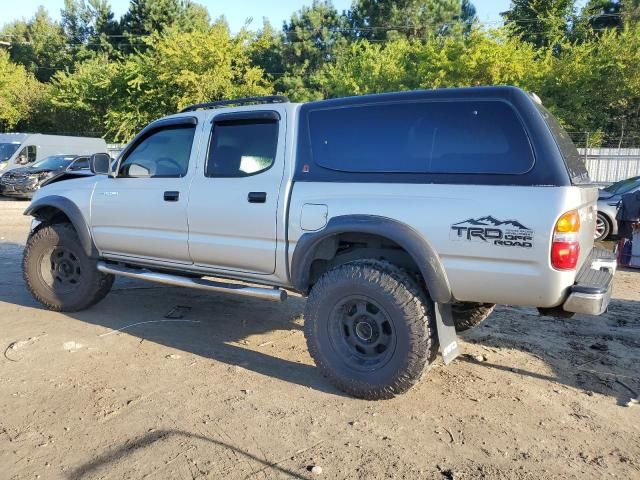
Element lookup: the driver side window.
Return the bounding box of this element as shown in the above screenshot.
[17,145,36,165]
[118,125,196,178]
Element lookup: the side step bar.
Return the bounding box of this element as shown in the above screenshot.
[96,262,287,302]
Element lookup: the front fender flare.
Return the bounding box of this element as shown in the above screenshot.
[290,215,453,303]
[25,195,98,258]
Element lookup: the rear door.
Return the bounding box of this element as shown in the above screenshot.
[91,118,199,264]
[187,108,286,274]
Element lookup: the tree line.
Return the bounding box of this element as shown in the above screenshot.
[1,0,639,146]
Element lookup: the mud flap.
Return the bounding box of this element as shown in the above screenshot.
[435,302,460,365]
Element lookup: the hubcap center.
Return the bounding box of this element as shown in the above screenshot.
[57,260,73,276]
[355,321,374,341]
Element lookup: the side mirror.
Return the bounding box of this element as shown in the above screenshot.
[90,153,112,175]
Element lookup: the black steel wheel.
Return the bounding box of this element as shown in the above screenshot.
[38,246,84,295]
[304,260,437,400]
[23,223,114,312]
[328,296,396,372]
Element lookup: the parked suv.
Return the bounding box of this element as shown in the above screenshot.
[22,87,616,399]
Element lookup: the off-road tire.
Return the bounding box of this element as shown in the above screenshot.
[304,260,438,400]
[451,302,495,332]
[23,223,114,312]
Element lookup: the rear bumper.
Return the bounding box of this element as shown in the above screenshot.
[563,247,616,315]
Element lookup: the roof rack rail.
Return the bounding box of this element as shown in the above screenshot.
[180,95,290,113]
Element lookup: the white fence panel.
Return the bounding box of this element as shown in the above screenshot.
[578,148,640,184]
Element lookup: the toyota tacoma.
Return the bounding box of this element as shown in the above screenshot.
[22,87,616,399]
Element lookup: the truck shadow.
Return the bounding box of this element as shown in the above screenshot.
[75,279,344,396]
[0,239,342,395]
[0,240,638,402]
[65,429,307,480]
[459,298,640,406]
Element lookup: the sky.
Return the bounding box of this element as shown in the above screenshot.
[0,0,513,32]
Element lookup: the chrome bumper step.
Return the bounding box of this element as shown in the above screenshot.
[563,248,616,316]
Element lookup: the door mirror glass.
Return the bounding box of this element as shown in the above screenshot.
[90,153,111,175]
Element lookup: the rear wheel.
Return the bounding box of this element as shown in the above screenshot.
[594,213,611,241]
[451,302,495,332]
[304,260,437,400]
[23,223,114,312]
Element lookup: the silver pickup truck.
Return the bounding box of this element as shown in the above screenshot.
[22,86,616,399]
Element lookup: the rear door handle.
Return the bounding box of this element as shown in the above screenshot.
[248,192,267,203]
[164,191,179,202]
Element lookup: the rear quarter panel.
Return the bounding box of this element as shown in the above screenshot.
[289,183,598,308]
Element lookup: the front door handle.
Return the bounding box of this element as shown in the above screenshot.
[164,191,179,202]
[248,192,267,203]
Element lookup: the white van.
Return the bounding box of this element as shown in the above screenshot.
[0,133,107,172]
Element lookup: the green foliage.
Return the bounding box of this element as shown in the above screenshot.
[582,0,623,30]
[277,1,350,101]
[502,0,575,49]
[1,7,69,82]
[1,0,639,145]
[349,0,476,40]
[61,0,124,60]
[54,24,272,141]
[0,51,45,129]
[120,0,210,37]
[538,23,640,142]
[319,28,543,96]
[40,54,120,136]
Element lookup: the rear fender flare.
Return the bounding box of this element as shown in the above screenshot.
[290,215,453,303]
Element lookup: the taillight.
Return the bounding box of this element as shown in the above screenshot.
[551,210,580,270]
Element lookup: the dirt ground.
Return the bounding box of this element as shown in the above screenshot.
[0,197,639,480]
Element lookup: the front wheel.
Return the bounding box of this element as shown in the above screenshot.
[304,261,437,400]
[23,223,114,312]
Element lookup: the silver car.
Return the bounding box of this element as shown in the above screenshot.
[596,176,640,240]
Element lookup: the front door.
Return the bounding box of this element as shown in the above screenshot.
[187,109,286,274]
[91,121,199,264]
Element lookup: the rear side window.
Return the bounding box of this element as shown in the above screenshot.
[206,120,278,178]
[307,100,534,174]
[535,104,590,184]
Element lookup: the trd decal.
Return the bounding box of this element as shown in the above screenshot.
[450,215,534,248]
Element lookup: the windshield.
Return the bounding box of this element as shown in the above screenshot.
[31,155,76,170]
[604,176,640,195]
[0,143,21,161]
